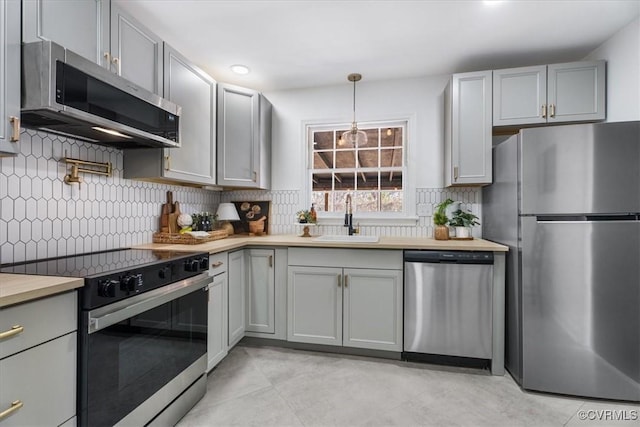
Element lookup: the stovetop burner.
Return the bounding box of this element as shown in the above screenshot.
[0,248,210,310]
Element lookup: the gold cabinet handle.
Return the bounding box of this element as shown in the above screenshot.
[549,104,555,118]
[344,275,349,288]
[9,116,20,142]
[0,400,23,420]
[211,261,224,268]
[0,325,24,340]
[337,275,342,287]
[541,104,547,118]
[453,166,459,181]
[165,155,171,171]
[268,255,273,268]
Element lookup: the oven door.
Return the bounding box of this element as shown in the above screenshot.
[78,273,210,427]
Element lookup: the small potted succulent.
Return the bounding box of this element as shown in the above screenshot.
[448,209,480,239]
[433,199,454,240]
[296,209,316,224]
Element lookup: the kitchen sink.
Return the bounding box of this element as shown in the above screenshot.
[313,235,379,243]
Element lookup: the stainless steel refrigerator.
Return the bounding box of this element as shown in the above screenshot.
[483,121,639,402]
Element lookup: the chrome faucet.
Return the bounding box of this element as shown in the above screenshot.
[344,194,355,235]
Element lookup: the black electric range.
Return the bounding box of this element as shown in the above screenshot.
[0,248,210,309]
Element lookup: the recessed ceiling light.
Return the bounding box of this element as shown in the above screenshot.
[230,64,250,75]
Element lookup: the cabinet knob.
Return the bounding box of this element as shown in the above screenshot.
[0,325,24,340]
[268,255,273,268]
[0,400,23,421]
[344,275,349,288]
[549,104,555,118]
[541,104,547,118]
[165,155,171,171]
[337,275,342,287]
[453,166,459,181]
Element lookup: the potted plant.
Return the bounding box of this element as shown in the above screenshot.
[296,209,316,224]
[449,209,480,239]
[433,199,454,240]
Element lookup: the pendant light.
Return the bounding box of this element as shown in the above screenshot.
[341,73,367,147]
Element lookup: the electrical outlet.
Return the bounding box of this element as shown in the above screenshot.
[417,203,432,216]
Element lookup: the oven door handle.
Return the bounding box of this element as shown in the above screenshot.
[88,273,212,334]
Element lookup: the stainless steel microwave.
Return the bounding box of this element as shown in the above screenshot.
[21,41,181,149]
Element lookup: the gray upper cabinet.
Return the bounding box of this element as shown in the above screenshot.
[110,3,163,93]
[445,70,493,187]
[124,44,217,186]
[493,65,547,126]
[0,0,20,156]
[22,0,110,67]
[493,61,605,126]
[217,83,271,189]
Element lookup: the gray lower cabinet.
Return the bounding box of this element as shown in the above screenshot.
[444,70,493,186]
[22,0,110,67]
[493,60,605,126]
[287,248,403,352]
[0,291,77,426]
[124,44,217,186]
[110,2,163,93]
[217,83,271,189]
[245,249,275,334]
[207,252,228,372]
[0,0,21,156]
[228,250,246,347]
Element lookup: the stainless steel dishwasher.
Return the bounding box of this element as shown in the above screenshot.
[404,251,494,361]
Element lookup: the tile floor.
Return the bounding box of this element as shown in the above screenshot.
[177,345,639,427]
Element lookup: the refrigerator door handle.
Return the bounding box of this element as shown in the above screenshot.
[536,215,639,223]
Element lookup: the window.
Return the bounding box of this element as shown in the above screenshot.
[308,120,406,216]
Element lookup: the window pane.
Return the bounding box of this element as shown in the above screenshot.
[334,172,355,191]
[354,191,378,213]
[357,171,378,190]
[380,170,402,190]
[311,192,328,212]
[357,149,378,168]
[333,191,349,213]
[312,172,332,191]
[335,150,355,169]
[313,131,333,150]
[380,148,402,167]
[381,127,402,147]
[336,129,350,147]
[380,191,403,212]
[313,151,333,169]
[361,128,380,147]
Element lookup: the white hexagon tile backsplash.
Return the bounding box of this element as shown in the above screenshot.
[0,130,481,264]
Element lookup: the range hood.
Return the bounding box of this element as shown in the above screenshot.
[21,41,181,149]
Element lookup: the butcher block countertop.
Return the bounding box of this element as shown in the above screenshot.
[0,235,506,307]
[0,274,83,308]
[134,234,508,253]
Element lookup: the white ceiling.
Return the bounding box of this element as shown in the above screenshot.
[114,0,640,92]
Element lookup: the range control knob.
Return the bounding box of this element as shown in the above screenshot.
[159,266,171,279]
[199,257,209,270]
[98,280,119,298]
[185,259,200,272]
[121,275,139,292]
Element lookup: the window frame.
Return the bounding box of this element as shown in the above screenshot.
[303,117,417,226]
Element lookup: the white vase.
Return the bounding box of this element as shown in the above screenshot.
[455,226,471,238]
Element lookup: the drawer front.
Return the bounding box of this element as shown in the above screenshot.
[208,252,228,275]
[0,291,77,359]
[0,332,77,427]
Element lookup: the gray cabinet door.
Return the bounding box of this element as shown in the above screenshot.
[246,249,275,334]
[445,70,492,186]
[207,271,228,372]
[110,3,162,94]
[163,43,216,185]
[228,250,245,347]
[0,0,20,156]
[22,0,109,67]
[287,266,342,346]
[493,65,547,126]
[217,83,260,187]
[343,268,403,351]
[547,61,605,123]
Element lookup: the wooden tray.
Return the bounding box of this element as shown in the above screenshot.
[152,229,228,245]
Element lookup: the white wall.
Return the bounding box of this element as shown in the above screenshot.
[264,75,450,191]
[585,17,640,122]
